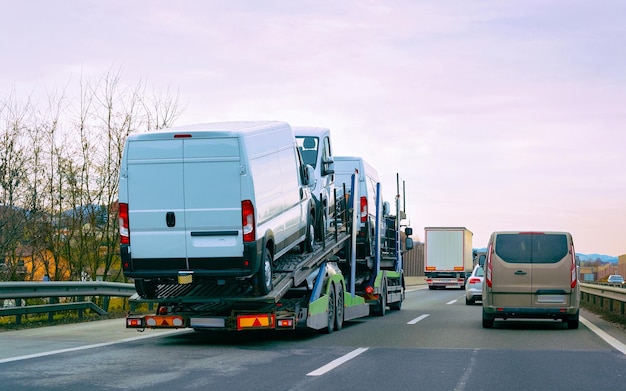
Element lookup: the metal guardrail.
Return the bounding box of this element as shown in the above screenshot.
[580,282,626,320]
[0,281,136,326]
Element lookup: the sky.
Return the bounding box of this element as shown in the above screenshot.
[1,1,625,256]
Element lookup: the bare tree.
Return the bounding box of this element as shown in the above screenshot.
[0,69,183,282]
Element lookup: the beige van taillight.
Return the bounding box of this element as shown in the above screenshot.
[242,200,255,242]
[486,243,493,288]
[119,203,130,245]
[570,244,577,288]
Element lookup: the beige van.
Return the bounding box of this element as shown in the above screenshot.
[482,231,580,329]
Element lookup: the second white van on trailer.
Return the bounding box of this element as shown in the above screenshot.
[118,121,316,297]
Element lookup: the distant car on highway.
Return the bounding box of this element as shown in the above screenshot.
[607,275,625,285]
[465,265,484,305]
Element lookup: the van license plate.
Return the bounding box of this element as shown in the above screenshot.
[537,294,565,303]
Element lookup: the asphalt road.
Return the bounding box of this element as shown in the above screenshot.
[1,286,625,391]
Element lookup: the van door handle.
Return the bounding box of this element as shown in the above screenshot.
[514,270,527,275]
[166,212,176,227]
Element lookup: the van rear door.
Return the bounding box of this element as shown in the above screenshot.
[490,233,533,307]
[183,137,243,261]
[126,138,187,262]
[528,233,572,307]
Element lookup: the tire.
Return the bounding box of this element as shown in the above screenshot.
[465,296,473,305]
[300,213,315,253]
[374,287,387,316]
[567,311,580,329]
[389,286,403,310]
[324,284,336,334]
[389,298,402,311]
[482,308,494,328]
[334,283,344,331]
[135,279,157,299]
[258,247,273,295]
[316,208,327,242]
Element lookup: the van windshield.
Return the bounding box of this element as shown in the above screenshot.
[495,233,568,264]
[296,136,319,168]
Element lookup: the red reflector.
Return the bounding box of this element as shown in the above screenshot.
[365,286,374,294]
[158,307,168,315]
[174,134,192,138]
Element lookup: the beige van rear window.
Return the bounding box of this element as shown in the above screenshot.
[495,233,568,264]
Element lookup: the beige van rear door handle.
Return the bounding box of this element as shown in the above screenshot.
[514,270,527,275]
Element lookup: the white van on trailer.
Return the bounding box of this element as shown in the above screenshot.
[333,156,386,260]
[294,126,335,239]
[118,121,316,297]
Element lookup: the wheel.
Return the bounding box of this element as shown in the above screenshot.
[316,208,327,242]
[389,298,402,311]
[389,286,403,310]
[134,279,157,299]
[334,283,344,331]
[374,287,387,316]
[482,308,494,328]
[258,247,273,295]
[567,311,580,329]
[324,284,336,334]
[465,296,474,305]
[300,213,315,253]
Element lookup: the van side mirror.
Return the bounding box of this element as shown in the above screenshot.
[405,227,412,236]
[322,158,334,176]
[405,237,414,251]
[305,164,316,188]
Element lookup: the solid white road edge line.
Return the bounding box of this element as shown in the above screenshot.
[306,347,369,376]
[0,329,189,364]
[580,316,626,356]
[407,314,430,325]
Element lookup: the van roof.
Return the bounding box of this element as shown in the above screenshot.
[492,231,572,235]
[292,126,330,136]
[334,156,378,178]
[127,121,290,140]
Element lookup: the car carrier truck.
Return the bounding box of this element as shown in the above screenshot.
[121,127,412,332]
[424,227,473,290]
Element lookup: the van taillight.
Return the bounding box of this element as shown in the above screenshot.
[570,244,577,288]
[119,203,130,245]
[242,200,255,242]
[486,243,493,288]
[360,196,367,223]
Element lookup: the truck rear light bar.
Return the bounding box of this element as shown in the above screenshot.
[145,315,184,328]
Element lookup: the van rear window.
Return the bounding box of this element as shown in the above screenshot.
[495,234,568,264]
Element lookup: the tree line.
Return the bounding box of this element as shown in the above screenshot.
[0,69,182,282]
